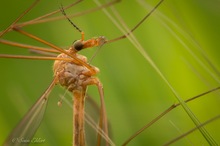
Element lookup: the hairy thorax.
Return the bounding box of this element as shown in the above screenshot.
[53,49,99,92]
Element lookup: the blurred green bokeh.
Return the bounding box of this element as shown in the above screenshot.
[0,0,220,145]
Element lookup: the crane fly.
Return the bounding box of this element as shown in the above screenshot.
[2,0,219,145]
[1,1,111,146]
[3,30,109,146]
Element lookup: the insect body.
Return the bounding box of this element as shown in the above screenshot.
[53,35,107,146]
[53,36,106,92]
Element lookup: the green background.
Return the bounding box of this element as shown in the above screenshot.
[0,0,220,145]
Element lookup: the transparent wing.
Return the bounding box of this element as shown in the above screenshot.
[3,78,57,146]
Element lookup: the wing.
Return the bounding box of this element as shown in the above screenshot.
[3,77,57,146]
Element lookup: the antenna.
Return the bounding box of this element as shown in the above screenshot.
[60,4,83,34]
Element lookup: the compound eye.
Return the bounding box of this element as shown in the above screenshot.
[73,40,83,51]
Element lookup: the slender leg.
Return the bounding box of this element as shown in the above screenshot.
[82,78,108,146]
[73,89,86,146]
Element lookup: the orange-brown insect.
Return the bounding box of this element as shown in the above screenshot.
[1,1,111,146]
